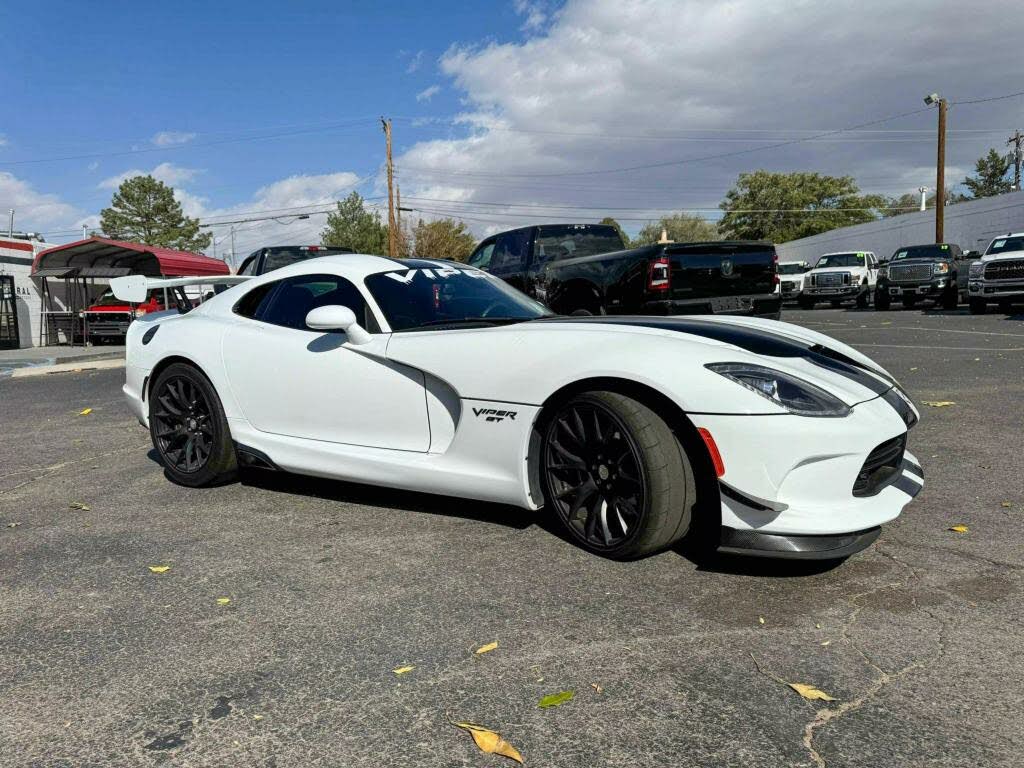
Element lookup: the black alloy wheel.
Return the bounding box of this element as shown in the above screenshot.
[153,375,215,473]
[544,399,646,550]
[149,362,237,487]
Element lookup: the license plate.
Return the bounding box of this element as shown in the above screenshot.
[711,296,745,312]
[890,287,900,295]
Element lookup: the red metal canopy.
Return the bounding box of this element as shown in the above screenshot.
[32,237,230,278]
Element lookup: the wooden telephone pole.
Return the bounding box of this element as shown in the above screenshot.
[934,97,947,243]
[382,117,397,257]
[1008,130,1023,191]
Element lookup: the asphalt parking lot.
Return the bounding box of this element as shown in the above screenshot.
[2,306,1022,768]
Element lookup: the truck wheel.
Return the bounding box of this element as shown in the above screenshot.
[149,363,237,488]
[797,296,815,310]
[541,391,694,560]
[856,290,870,309]
[901,296,918,309]
[969,298,987,315]
[941,288,959,310]
[874,291,891,311]
[998,299,1013,313]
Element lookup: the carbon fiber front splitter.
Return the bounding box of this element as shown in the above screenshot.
[717,526,881,560]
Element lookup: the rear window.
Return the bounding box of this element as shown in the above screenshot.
[986,236,1024,255]
[816,253,864,268]
[533,225,625,262]
[262,246,354,273]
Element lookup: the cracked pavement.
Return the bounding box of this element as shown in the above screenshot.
[1,307,1022,767]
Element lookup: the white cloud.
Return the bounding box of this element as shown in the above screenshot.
[395,0,1023,238]
[0,134,8,147]
[416,85,441,103]
[87,161,100,172]
[405,50,425,74]
[152,130,197,147]
[99,162,202,190]
[0,171,82,231]
[514,0,548,30]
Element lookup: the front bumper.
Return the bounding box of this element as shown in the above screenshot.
[690,393,923,553]
[718,525,881,559]
[968,279,1024,299]
[879,278,949,297]
[803,285,864,300]
[641,293,781,318]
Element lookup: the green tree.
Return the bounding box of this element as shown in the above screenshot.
[411,217,477,262]
[963,148,1011,199]
[321,192,389,254]
[633,212,719,245]
[99,175,211,251]
[599,216,631,248]
[718,171,883,242]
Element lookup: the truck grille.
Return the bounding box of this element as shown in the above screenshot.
[985,259,1024,280]
[815,272,848,287]
[888,263,932,282]
[852,434,907,497]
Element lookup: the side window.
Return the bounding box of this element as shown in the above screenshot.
[234,282,277,319]
[238,252,260,276]
[468,240,496,270]
[258,274,371,332]
[490,229,530,272]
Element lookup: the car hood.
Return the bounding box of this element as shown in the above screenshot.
[385,314,907,415]
[980,249,1024,262]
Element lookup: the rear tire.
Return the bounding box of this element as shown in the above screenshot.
[798,296,815,310]
[969,298,987,315]
[541,391,694,560]
[874,290,891,311]
[149,363,237,487]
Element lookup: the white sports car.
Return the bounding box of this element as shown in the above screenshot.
[113,254,923,561]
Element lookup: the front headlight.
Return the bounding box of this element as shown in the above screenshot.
[933,262,950,274]
[969,262,984,278]
[706,362,851,417]
[878,266,888,278]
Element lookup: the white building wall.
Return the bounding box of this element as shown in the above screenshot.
[775,190,1024,265]
[0,238,47,348]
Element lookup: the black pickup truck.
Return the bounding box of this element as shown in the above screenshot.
[236,244,354,276]
[874,243,977,310]
[467,224,781,318]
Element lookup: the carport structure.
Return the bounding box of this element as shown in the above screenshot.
[31,237,229,346]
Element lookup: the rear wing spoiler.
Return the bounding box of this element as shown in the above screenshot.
[110,274,252,303]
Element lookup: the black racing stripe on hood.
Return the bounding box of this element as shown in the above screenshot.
[543,315,893,397]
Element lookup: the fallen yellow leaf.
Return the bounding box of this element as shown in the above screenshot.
[253,714,263,721]
[758,616,765,625]
[452,721,523,764]
[393,665,415,675]
[1000,502,1012,508]
[216,597,231,605]
[821,640,831,647]
[69,502,91,511]
[475,641,498,655]
[538,691,574,708]
[147,565,170,574]
[789,683,837,701]
[921,400,956,407]
[79,408,93,416]
[948,525,969,533]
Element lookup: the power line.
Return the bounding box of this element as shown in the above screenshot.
[953,89,1024,106]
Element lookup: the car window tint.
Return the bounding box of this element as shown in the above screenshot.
[469,241,496,269]
[259,274,371,331]
[234,281,277,318]
[490,229,530,272]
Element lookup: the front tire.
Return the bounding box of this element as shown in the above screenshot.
[798,295,815,310]
[969,298,987,315]
[541,391,694,559]
[856,289,870,309]
[941,287,959,310]
[874,290,891,311]
[149,363,237,487]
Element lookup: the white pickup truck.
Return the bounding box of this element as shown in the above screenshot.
[798,251,879,309]
[968,232,1024,314]
[778,260,810,302]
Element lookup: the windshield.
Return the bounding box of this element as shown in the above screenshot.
[815,253,864,268]
[892,244,951,261]
[534,225,625,262]
[263,246,353,272]
[778,263,806,275]
[365,264,552,331]
[986,236,1024,255]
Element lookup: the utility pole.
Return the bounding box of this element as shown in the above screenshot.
[396,184,403,255]
[7,209,13,237]
[229,225,237,271]
[1008,130,1023,191]
[934,97,947,243]
[382,117,397,257]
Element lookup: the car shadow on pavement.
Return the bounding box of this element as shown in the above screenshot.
[237,466,540,531]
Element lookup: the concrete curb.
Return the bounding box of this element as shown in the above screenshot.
[10,359,126,378]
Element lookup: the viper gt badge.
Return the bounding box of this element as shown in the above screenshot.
[473,407,517,422]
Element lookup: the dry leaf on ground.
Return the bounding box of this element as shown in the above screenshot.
[451,720,523,764]
[591,683,603,694]
[7,522,22,528]
[948,524,969,533]
[921,401,956,407]
[475,641,498,655]
[1000,502,1012,508]
[216,597,231,605]
[538,691,574,708]
[393,665,415,675]
[789,683,837,701]
[147,565,170,574]
[79,408,93,416]
[758,616,765,625]
[69,502,91,511]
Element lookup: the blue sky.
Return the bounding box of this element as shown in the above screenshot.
[2,0,1022,255]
